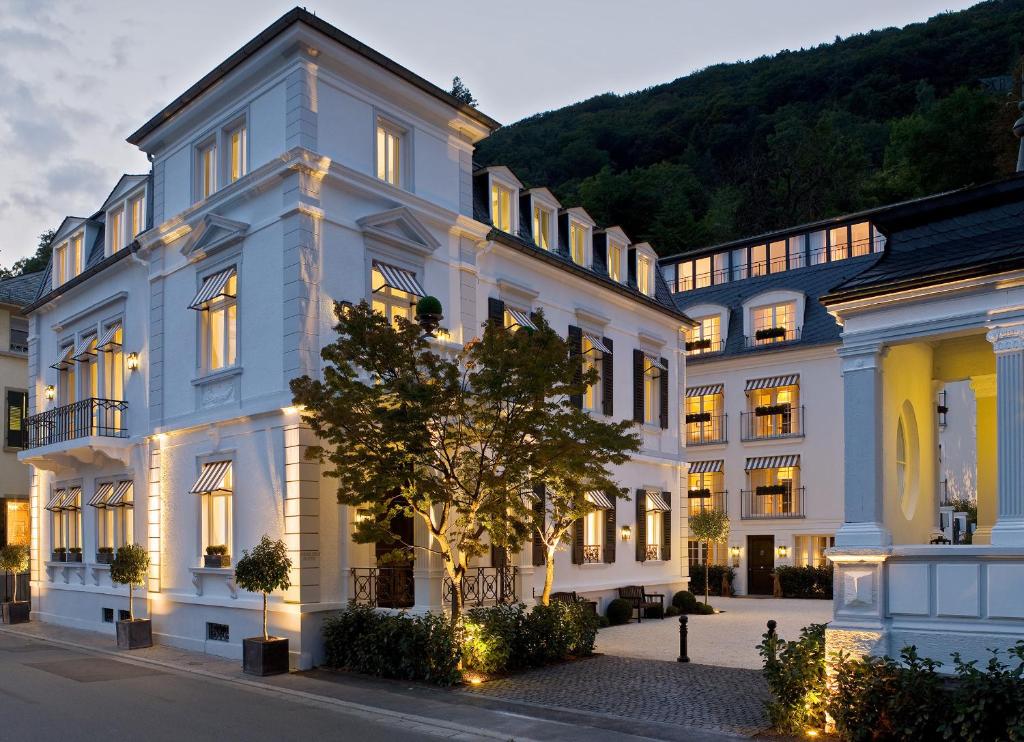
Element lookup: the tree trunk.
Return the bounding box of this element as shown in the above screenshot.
[263,593,268,640]
[541,545,557,606]
[704,542,710,606]
[10,569,15,603]
[129,582,134,621]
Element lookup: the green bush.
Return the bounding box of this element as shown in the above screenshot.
[943,645,1024,740]
[775,565,833,599]
[463,603,524,673]
[672,590,698,612]
[463,602,598,673]
[606,598,633,625]
[688,565,734,597]
[597,615,610,628]
[758,622,828,735]
[665,605,680,617]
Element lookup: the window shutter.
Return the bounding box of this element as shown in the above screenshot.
[568,325,583,409]
[603,495,616,563]
[632,349,645,423]
[487,297,505,327]
[6,390,26,449]
[572,518,584,564]
[532,483,546,567]
[659,357,670,429]
[602,337,614,416]
[635,489,647,562]
[662,491,672,561]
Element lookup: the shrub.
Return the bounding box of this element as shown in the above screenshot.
[665,605,680,617]
[943,645,1024,740]
[775,565,833,599]
[672,590,699,612]
[606,598,633,625]
[206,544,229,556]
[597,615,610,628]
[758,622,828,735]
[463,601,597,673]
[688,565,734,596]
[463,603,524,673]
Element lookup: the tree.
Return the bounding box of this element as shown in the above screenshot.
[689,509,729,606]
[234,535,292,640]
[450,76,477,107]
[110,544,149,620]
[0,544,29,602]
[290,301,636,618]
[1,229,56,280]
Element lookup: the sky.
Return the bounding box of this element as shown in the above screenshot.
[0,0,982,268]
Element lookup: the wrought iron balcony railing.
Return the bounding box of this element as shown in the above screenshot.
[686,413,727,446]
[644,544,664,561]
[687,491,727,515]
[582,545,602,564]
[25,398,128,449]
[349,566,414,609]
[443,566,519,608]
[740,406,804,441]
[741,487,806,519]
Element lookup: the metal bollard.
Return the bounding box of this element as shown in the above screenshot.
[677,615,690,663]
[766,619,777,662]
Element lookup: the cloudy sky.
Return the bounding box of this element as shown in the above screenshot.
[0,0,979,268]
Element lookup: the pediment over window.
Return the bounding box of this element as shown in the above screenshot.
[180,214,249,262]
[357,207,440,256]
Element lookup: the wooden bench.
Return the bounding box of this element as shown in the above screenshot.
[617,585,665,623]
[550,591,597,615]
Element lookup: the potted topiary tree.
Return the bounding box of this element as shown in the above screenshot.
[689,509,730,608]
[110,543,152,649]
[0,544,30,624]
[234,535,292,676]
[414,295,444,337]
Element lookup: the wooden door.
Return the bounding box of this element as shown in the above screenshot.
[747,535,775,595]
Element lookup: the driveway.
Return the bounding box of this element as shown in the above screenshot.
[596,596,833,669]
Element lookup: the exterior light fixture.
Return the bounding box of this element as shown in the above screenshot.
[776,545,788,559]
[44,385,56,400]
[620,525,632,541]
[126,352,140,371]
[729,545,740,558]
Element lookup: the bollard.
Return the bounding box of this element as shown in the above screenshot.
[677,615,690,663]
[766,619,777,663]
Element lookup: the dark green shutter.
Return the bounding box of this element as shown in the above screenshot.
[487,297,505,327]
[603,494,616,563]
[6,390,26,449]
[571,518,584,564]
[568,325,583,410]
[635,489,647,562]
[532,483,546,567]
[659,357,669,429]
[491,543,508,567]
[632,349,644,423]
[661,491,672,561]
[601,337,614,416]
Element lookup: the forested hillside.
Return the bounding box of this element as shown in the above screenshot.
[475,0,1024,254]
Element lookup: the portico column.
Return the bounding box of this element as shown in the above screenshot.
[987,326,1024,546]
[835,345,892,547]
[970,374,997,544]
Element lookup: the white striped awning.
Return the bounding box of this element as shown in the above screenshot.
[50,344,75,370]
[188,461,233,495]
[583,333,611,355]
[88,483,114,508]
[189,268,236,310]
[585,490,614,510]
[45,488,67,512]
[745,374,799,392]
[686,384,723,398]
[71,335,97,362]
[506,307,538,331]
[62,487,82,511]
[373,262,425,297]
[96,322,122,352]
[745,455,800,471]
[689,460,723,474]
[108,480,133,507]
[645,354,668,373]
[646,491,670,512]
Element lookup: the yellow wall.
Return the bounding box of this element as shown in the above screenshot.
[0,304,29,500]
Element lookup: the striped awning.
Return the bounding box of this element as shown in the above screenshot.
[50,344,75,370]
[108,480,133,507]
[585,490,614,510]
[373,262,425,297]
[686,384,723,398]
[745,455,800,471]
[583,333,611,355]
[96,322,122,352]
[646,491,671,512]
[745,374,799,392]
[71,335,97,362]
[189,268,235,310]
[62,487,82,511]
[188,461,233,495]
[689,460,723,474]
[45,488,67,512]
[645,354,668,373]
[88,483,114,508]
[506,307,538,331]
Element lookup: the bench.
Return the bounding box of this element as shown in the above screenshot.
[550,591,598,615]
[617,585,665,623]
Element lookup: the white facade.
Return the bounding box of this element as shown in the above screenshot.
[21,10,687,668]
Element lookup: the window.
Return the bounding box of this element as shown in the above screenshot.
[788,236,806,269]
[100,323,124,401]
[9,316,27,354]
[4,499,29,545]
[569,221,587,266]
[198,142,217,200]
[376,119,402,186]
[794,535,834,567]
[688,539,726,567]
[686,315,721,355]
[75,335,98,400]
[751,244,767,277]
[646,507,663,558]
[769,241,787,274]
[607,242,623,282]
[48,486,81,554]
[227,124,247,183]
[110,209,123,253]
[808,231,826,265]
[731,249,748,281]
[371,265,415,326]
[644,359,661,426]
[71,233,83,278]
[58,344,76,405]
[687,469,723,513]
[5,390,27,448]
[490,183,513,232]
[94,481,133,551]
[677,261,693,292]
[637,255,653,296]
[850,222,871,257]
[191,461,233,556]
[829,227,849,262]
[582,335,603,412]
[694,257,711,289]
[533,206,551,249]
[713,253,729,285]
[55,243,67,286]
[748,382,800,438]
[685,388,724,445]
[583,508,604,563]
[192,270,238,372]
[503,306,537,332]
[751,302,796,345]
[747,465,800,517]
[130,195,145,239]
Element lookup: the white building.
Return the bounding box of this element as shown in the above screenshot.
[20,8,689,668]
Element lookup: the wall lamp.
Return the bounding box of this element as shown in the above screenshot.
[620,525,632,541]
[126,352,140,371]
[776,545,788,559]
[729,545,741,558]
[44,385,55,401]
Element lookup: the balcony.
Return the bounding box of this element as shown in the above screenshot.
[350,566,414,609]
[687,490,727,514]
[745,327,802,349]
[685,338,725,357]
[741,486,806,519]
[443,566,519,608]
[741,405,804,441]
[20,398,130,470]
[686,413,728,446]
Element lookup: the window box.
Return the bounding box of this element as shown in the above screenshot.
[204,546,231,569]
[754,403,791,417]
[685,338,712,352]
[755,484,790,496]
[68,549,83,563]
[687,488,711,499]
[685,412,712,424]
[52,548,67,562]
[96,548,115,565]
[754,326,787,341]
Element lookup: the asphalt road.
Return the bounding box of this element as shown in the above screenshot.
[0,632,454,741]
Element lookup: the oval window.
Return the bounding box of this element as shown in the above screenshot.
[897,401,920,520]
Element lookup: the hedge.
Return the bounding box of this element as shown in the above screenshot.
[774,565,833,599]
[463,601,597,673]
[688,564,734,596]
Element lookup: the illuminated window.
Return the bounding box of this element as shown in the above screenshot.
[749,382,799,438]
[685,390,723,445]
[227,124,247,183]
[110,209,123,253]
[569,221,587,266]
[751,244,767,277]
[644,359,662,426]
[686,315,721,355]
[850,222,871,257]
[130,195,145,239]
[646,508,663,554]
[751,302,795,344]
[694,257,711,289]
[808,231,826,265]
[713,253,729,284]
[490,183,513,232]
[583,508,604,562]
[71,233,82,277]
[55,243,67,286]
[637,255,653,296]
[198,142,217,200]
[77,335,98,400]
[200,272,238,371]
[58,344,76,405]
[607,242,623,282]
[95,482,133,550]
[731,249,748,280]
[788,236,806,269]
[201,465,232,555]
[829,227,849,262]
[582,335,604,412]
[533,205,551,249]
[769,241,787,273]
[376,119,402,186]
[4,500,29,545]
[677,261,693,292]
[371,265,414,326]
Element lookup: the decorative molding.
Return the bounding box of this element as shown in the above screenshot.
[189,567,238,599]
[842,569,876,608]
[496,277,539,303]
[987,325,1024,355]
[357,207,440,257]
[574,306,611,329]
[179,214,249,262]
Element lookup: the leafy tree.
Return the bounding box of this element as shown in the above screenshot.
[234,535,292,640]
[110,544,149,620]
[0,544,29,602]
[689,509,729,606]
[450,76,477,107]
[1,229,55,280]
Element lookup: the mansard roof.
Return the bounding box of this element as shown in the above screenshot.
[0,271,45,309]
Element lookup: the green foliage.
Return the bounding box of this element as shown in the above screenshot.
[672,590,699,612]
[110,544,148,588]
[0,229,55,280]
[234,536,292,595]
[946,496,979,525]
[606,598,633,625]
[0,544,29,575]
[415,295,443,316]
[688,565,734,597]
[774,565,833,599]
[758,623,828,735]
[206,544,228,556]
[689,510,730,543]
[942,644,1024,740]
[665,605,680,617]
[450,76,477,107]
[476,2,1024,252]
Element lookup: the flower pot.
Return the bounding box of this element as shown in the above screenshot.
[243,637,289,676]
[96,551,114,565]
[68,552,83,563]
[52,551,67,562]
[2,601,30,624]
[204,554,231,568]
[116,618,153,649]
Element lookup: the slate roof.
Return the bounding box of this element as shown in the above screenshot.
[0,271,45,308]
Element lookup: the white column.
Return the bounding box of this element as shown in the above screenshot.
[987,326,1024,546]
[835,345,892,547]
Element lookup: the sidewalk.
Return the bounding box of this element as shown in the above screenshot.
[0,620,768,741]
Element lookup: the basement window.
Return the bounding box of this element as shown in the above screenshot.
[207,622,230,643]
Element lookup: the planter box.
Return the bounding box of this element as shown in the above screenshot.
[243,637,289,676]
[754,404,791,417]
[67,552,83,563]
[95,551,114,565]
[116,618,153,649]
[203,554,231,568]
[754,327,787,340]
[2,601,30,624]
[52,551,67,562]
[685,339,712,351]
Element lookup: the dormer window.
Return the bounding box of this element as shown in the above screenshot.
[376,118,403,187]
[110,209,124,253]
[750,302,796,346]
[608,242,623,282]
[491,183,513,233]
[637,254,653,296]
[129,194,145,239]
[569,221,587,266]
[533,205,552,249]
[55,243,67,286]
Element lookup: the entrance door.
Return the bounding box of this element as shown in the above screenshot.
[747,535,775,595]
[375,513,415,608]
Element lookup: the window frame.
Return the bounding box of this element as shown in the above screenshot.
[489,179,516,234]
[196,456,234,559]
[196,265,239,375]
[533,204,552,249]
[4,388,27,451]
[581,335,604,413]
[195,137,218,201]
[637,254,653,296]
[375,115,408,189]
[224,119,248,185]
[569,219,589,267]
[370,263,417,327]
[643,360,662,427]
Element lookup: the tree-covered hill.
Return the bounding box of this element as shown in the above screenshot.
[475,0,1024,254]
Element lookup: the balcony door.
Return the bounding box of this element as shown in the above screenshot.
[747,534,775,595]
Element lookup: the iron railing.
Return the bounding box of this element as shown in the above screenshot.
[741,406,804,441]
[644,544,663,561]
[741,487,806,519]
[582,545,602,564]
[686,413,727,446]
[349,566,414,609]
[443,566,519,608]
[685,339,725,356]
[687,491,727,515]
[25,398,128,448]
[745,327,802,349]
